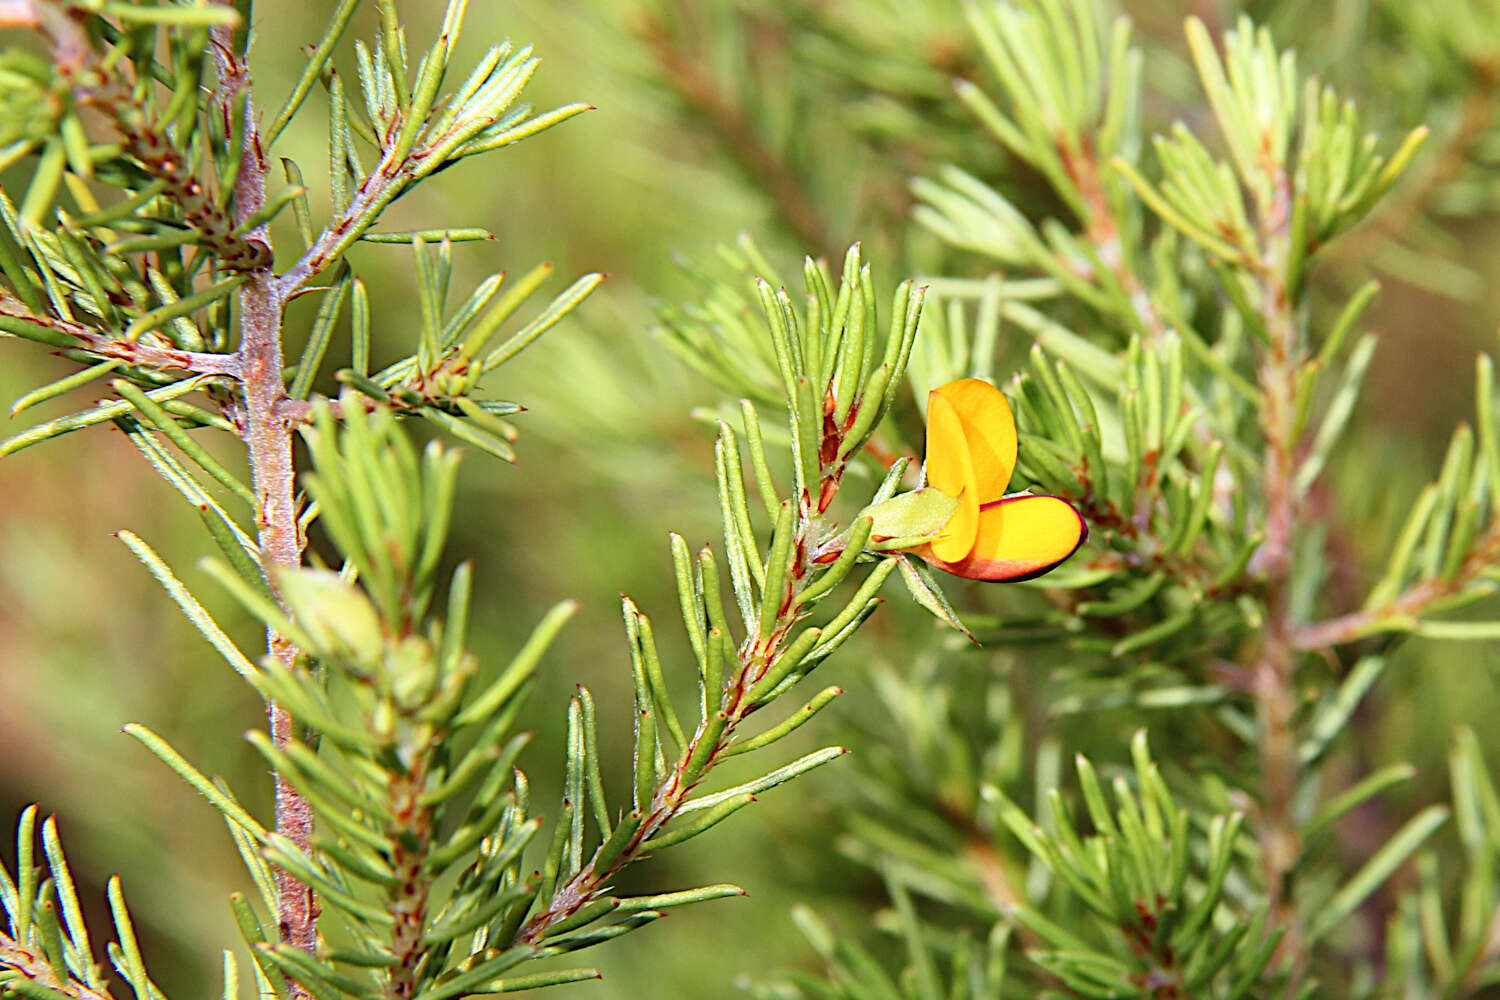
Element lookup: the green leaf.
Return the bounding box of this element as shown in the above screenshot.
[289,272,351,400]
[39,818,95,989]
[116,530,258,680]
[101,2,240,25]
[794,517,874,608]
[106,877,158,999]
[474,968,602,993]
[678,746,849,815]
[1295,333,1377,496]
[455,600,577,727]
[9,361,120,417]
[0,314,79,349]
[419,405,516,463]
[112,379,255,506]
[861,489,957,544]
[481,272,606,371]
[722,686,844,759]
[896,554,976,642]
[1307,805,1450,943]
[1299,655,1385,766]
[1,376,213,457]
[1302,763,1416,844]
[622,598,686,752]
[640,793,756,851]
[123,724,267,839]
[267,0,360,146]
[127,274,248,340]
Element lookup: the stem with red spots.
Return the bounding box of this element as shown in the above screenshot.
[514,391,882,945]
[386,765,434,1000]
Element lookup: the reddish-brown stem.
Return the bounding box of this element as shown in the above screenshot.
[1295,518,1500,651]
[0,297,243,375]
[209,13,318,992]
[385,764,433,1000]
[239,270,318,972]
[1251,164,1306,983]
[0,931,112,1000]
[513,582,825,944]
[513,412,867,945]
[276,144,405,295]
[632,6,831,256]
[1059,139,1170,343]
[9,4,318,993]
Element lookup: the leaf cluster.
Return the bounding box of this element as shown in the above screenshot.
[706,3,1500,998]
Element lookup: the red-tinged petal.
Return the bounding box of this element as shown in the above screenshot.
[925,390,980,562]
[918,494,1087,581]
[927,378,1017,504]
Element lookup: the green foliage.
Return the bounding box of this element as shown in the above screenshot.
[0,0,923,997]
[3,1,1500,999]
[658,2,1500,999]
[0,807,193,1000]
[754,737,1288,999]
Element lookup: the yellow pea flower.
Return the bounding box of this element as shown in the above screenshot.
[913,378,1087,581]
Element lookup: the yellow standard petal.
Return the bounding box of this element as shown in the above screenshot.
[928,378,1017,505]
[922,494,1087,581]
[925,389,980,562]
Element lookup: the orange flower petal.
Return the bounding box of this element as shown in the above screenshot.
[926,390,980,562]
[927,379,1017,505]
[919,494,1087,581]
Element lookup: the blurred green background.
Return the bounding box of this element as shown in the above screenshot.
[2,1,1500,996]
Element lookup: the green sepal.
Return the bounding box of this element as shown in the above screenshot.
[859,488,957,545]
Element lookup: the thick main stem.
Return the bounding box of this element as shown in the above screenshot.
[240,272,317,969]
[1253,176,1305,976]
[211,15,318,990]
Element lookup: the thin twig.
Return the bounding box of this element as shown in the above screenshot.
[1060,140,1170,343]
[1295,521,1500,651]
[0,303,242,376]
[632,6,832,256]
[276,144,403,295]
[513,399,872,944]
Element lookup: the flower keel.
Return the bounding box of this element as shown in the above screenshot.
[917,493,1088,581]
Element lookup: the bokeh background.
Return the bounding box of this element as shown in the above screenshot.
[2,0,1499,996]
